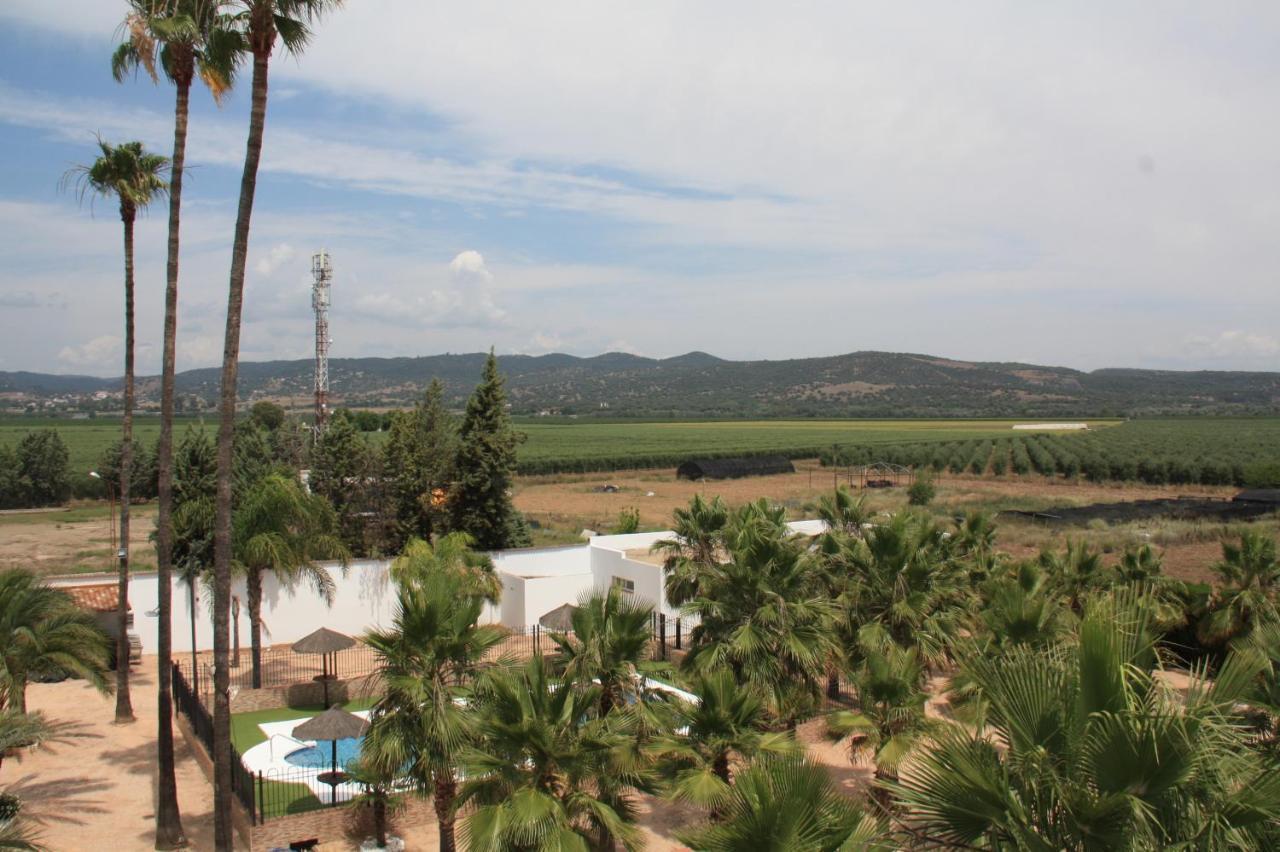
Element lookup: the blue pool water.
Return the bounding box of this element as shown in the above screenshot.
[284,736,363,769]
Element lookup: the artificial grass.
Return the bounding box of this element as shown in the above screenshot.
[231,696,377,752]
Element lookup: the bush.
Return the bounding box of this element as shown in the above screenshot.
[907,474,936,506]
[613,506,641,534]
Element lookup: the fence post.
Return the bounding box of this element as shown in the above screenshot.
[257,771,265,824]
[533,624,540,655]
[659,613,667,661]
[675,618,682,650]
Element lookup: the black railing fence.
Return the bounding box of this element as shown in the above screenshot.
[172,662,257,823]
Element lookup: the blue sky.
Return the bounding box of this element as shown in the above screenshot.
[1,1,1278,376]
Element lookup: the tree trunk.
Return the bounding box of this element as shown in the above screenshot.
[712,752,731,785]
[247,572,263,689]
[12,675,26,716]
[827,669,841,700]
[213,42,272,851]
[434,771,458,852]
[115,208,136,725]
[374,798,387,848]
[154,72,190,851]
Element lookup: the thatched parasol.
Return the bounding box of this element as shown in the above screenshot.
[292,627,357,707]
[293,706,368,803]
[539,603,578,632]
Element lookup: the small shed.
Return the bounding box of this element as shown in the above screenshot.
[676,456,796,481]
[65,584,141,664]
[1234,489,1280,506]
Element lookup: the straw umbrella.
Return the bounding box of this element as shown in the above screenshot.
[293,706,368,804]
[291,627,356,707]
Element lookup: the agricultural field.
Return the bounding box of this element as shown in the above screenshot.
[824,417,1280,487]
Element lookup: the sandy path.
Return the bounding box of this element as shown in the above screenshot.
[14,656,217,851]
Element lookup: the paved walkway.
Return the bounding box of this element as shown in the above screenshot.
[15,656,220,851]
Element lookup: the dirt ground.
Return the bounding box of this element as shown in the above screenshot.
[15,656,218,852]
[0,504,156,576]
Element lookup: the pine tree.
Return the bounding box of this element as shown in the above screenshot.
[309,410,378,555]
[383,379,458,552]
[451,351,527,550]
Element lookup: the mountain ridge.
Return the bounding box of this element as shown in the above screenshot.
[3,350,1277,417]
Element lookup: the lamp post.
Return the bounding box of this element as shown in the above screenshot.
[88,470,116,551]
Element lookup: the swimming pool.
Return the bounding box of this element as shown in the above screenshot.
[284,735,363,769]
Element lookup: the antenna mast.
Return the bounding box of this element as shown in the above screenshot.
[311,250,332,437]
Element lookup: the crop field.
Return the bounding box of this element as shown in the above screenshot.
[825,417,1280,487]
[4,415,1278,482]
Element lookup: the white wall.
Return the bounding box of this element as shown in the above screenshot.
[590,547,670,616]
[520,573,595,626]
[491,545,592,578]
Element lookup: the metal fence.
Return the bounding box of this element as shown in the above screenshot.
[172,663,258,824]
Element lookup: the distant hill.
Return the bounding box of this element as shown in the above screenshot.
[3,351,1278,417]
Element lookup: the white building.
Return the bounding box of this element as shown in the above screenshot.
[50,521,826,654]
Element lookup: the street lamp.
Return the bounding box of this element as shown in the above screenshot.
[88,470,116,551]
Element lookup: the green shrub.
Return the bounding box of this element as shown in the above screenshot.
[613,506,641,534]
[907,474,936,506]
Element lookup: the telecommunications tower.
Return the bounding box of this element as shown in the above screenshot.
[311,250,333,436]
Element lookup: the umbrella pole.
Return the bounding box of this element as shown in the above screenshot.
[331,739,339,805]
[322,654,329,708]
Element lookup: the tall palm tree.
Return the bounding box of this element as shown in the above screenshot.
[651,669,795,810]
[209,2,341,842]
[1039,538,1114,614]
[64,139,168,725]
[893,592,1280,849]
[0,570,111,715]
[458,655,645,851]
[676,754,886,852]
[652,493,730,607]
[363,568,505,852]
[113,2,239,844]
[550,587,655,717]
[233,473,348,687]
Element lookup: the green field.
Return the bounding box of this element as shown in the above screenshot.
[7,415,1277,483]
[0,416,1120,478]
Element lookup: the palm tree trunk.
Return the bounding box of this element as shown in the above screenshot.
[434,771,458,852]
[12,675,26,716]
[712,752,731,785]
[247,571,263,689]
[212,43,272,850]
[374,797,387,848]
[115,208,136,725]
[154,74,191,850]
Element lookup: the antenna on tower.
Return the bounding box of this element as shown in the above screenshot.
[311,250,332,438]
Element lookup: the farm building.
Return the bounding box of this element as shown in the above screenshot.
[676,455,796,480]
[1234,489,1280,506]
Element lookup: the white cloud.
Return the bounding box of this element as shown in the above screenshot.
[255,243,297,277]
[449,249,493,282]
[58,335,121,370]
[1184,331,1280,361]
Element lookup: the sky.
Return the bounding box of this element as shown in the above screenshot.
[1,1,1278,377]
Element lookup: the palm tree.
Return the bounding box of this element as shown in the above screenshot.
[681,505,837,726]
[113,2,239,843]
[827,644,933,796]
[1039,538,1114,613]
[0,570,111,715]
[209,2,341,842]
[840,512,969,670]
[233,473,348,687]
[550,587,655,717]
[363,566,505,852]
[389,533,500,605]
[976,560,1071,649]
[63,138,168,724]
[652,493,730,607]
[651,669,795,811]
[1200,531,1280,646]
[893,592,1280,849]
[676,754,885,852]
[458,655,645,851]
[815,485,870,539]
[344,754,404,850]
[0,710,54,774]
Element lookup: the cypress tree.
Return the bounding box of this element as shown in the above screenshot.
[384,378,458,552]
[451,351,527,550]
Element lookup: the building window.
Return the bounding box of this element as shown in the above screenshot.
[611,576,635,594]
